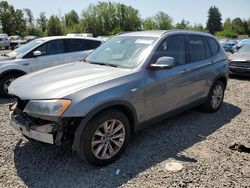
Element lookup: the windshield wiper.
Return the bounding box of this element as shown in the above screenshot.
[86,60,119,68]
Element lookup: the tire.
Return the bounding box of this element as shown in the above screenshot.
[0,73,22,97]
[77,109,131,166]
[201,80,225,113]
[4,46,10,50]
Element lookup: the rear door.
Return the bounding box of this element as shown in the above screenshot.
[184,35,216,100]
[64,39,102,61]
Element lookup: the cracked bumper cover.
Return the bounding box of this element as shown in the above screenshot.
[9,103,55,144]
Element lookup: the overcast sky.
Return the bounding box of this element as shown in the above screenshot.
[6,0,250,25]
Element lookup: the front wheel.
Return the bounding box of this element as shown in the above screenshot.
[201,80,225,113]
[77,109,131,166]
[0,73,21,97]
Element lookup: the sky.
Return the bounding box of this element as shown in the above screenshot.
[5,0,250,26]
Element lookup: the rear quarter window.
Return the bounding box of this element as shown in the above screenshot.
[207,37,220,56]
[65,39,101,52]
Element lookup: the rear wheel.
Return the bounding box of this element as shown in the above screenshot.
[77,109,131,166]
[0,73,22,97]
[201,80,225,113]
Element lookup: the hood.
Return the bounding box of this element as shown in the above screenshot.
[9,62,131,99]
[230,52,250,62]
[0,55,15,63]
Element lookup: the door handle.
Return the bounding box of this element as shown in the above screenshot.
[22,63,29,66]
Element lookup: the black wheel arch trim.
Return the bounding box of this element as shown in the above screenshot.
[212,73,228,88]
[0,69,27,79]
[72,100,137,151]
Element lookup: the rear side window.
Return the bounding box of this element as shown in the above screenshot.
[207,37,219,56]
[188,35,206,62]
[47,40,64,55]
[65,39,101,53]
[85,40,102,50]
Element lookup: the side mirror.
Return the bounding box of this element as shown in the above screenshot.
[33,50,42,57]
[150,56,175,69]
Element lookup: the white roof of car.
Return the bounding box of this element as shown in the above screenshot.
[39,36,103,42]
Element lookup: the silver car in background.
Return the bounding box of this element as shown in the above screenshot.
[229,44,250,76]
[0,36,10,49]
[9,30,228,166]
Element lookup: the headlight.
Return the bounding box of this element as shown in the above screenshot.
[24,99,71,117]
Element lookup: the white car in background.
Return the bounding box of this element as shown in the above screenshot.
[0,36,10,49]
[0,36,103,97]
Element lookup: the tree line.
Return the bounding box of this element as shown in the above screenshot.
[0,1,249,38]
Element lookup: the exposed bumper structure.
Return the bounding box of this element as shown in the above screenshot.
[9,103,55,144]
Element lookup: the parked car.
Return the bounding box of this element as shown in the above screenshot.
[67,33,93,38]
[223,43,235,52]
[8,30,228,166]
[0,36,103,97]
[0,33,8,38]
[0,36,10,49]
[232,38,250,52]
[24,36,38,42]
[229,44,250,76]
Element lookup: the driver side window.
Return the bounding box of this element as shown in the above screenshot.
[155,35,186,66]
[35,43,47,55]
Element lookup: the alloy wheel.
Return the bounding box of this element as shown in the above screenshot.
[91,119,126,160]
[211,84,223,109]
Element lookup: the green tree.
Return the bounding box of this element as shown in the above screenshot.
[176,19,190,29]
[231,17,244,35]
[242,19,248,35]
[37,12,48,33]
[143,18,157,30]
[216,18,237,38]
[247,18,250,35]
[80,2,141,36]
[23,8,38,35]
[154,11,172,30]
[65,10,79,27]
[143,11,172,30]
[0,1,26,35]
[23,8,34,25]
[14,9,27,36]
[63,10,80,34]
[47,15,63,36]
[192,23,206,32]
[206,6,222,35]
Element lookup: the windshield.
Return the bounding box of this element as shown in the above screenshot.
[239,39,250,45]
[238,44,250,53]
[85,36,157,68]
[6,39,45,58]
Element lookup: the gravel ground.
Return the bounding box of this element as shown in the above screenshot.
[0,77,249,188]
[0,49,11,55]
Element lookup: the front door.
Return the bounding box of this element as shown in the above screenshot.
[144,35,203,121]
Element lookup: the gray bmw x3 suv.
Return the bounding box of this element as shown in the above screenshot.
[8,30,229,166]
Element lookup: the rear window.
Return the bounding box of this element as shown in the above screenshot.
[207,37,219,56]
[65,39,101,52]
[188,35,206,62]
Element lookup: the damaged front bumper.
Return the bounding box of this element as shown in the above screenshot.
[9,103,55,144]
